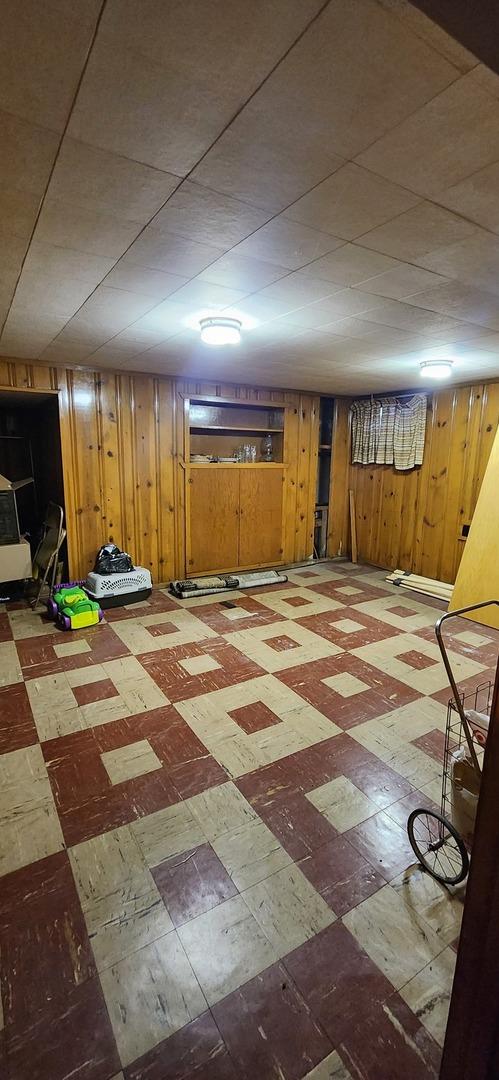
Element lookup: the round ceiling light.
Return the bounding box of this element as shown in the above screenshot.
[199,317,242,346]
[420,359,453,380]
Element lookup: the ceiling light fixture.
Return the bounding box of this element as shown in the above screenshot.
[199,317,241,346]
[420,359,453,380]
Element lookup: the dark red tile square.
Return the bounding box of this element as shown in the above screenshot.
[0,682,38,753]
[125,1012,237,1080]
[299,834,385,916]
[152,843,237,926]
[397,649,438,670]
[258,792,335,860]
[212,961,333,1080]
[229,700,281,734]
[6,976,120,1080]
[386,605,419,618]
[104,590,178,622]
[73,678,117,706]
[0,612,12,641]
[412,728,451,763]
[0,851,95,1030]
[284,594,314,608]
[338,992,442,1080]
[146,621,179,637]
[265,634,301,652]
[284,921,393,1044]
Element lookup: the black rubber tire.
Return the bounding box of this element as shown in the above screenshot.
[407,807,469,885]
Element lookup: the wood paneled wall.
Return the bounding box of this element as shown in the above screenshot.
[0,360,318,581]
[329,381,499,584]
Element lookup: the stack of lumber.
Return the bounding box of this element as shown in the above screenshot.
[386,569,453,603]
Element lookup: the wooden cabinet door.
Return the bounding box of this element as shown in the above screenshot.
[239,468,284,568]
[187,468,239,574]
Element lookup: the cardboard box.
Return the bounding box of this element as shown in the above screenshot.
[0,539,32,583]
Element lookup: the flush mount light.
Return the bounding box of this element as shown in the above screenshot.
[420,359,453,380]
[199,317,242,346]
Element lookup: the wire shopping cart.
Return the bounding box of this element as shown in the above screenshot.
[407,601,499,886]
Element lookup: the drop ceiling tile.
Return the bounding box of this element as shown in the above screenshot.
[230,218,343,271]
[152,181,272,248]
[362,297,474,336]
[40,339,98,363]
[252,0,460,160]
[354,263,449,300]
[303,244,400,286]
[198,253,289,291]
[103,264,188,299]
[282,289,381,329]
[0,232,27,290]
[359,201,482,261]
[128,300,193,336]
[438,161,499,235]
[7,274,94,322]
[68,0,325,174]
[257,273,343,306]
[376,0,477,73]
[126,228,224,277]
[0,0,101,131]
[225,295,297,325]
[22,241,116,287]
[49,138,179,223]
[402,282,499,331]
[62,287,160,339]
[192,113,345,214]
[0,110,59,227]
[284,163,420,240]
[165,279,248,310]
[357,70,499,198]
[416,231,499,296]
[35,199,142,259]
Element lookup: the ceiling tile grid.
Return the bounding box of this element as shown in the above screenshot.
[1,0,499,392]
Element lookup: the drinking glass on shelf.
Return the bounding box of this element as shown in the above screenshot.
[250,445,257,462]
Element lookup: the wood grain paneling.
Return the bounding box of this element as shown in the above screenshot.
[239,467,284,567]
[329,382,499,584]
[0,362,319,583]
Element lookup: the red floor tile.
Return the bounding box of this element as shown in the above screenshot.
[16,622,129,678]
[338,992,441,1079]
[152,843,238,926]
[0,612,12,641]
[125,1012,237,1080]
[307,579,393,604]
[229,700,281,734]
[299,834,385,916]
[6,975,121,1080]
[284,921,393,1044]
[0,682,38,752]
[212,962,333,1080]
[397,649,439,670]
[73,677,118,706]
[0,852,95,1030]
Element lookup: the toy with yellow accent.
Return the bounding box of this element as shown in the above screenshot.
[47,585,103,630]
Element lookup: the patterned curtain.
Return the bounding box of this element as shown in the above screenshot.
[350,399,381,464]
[350,394,427,470]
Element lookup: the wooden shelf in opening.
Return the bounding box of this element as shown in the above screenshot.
[190,424,284,434]
[184,461,287,469]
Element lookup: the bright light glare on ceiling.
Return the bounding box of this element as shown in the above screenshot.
[420,360,453,380]
[199,317,242,346]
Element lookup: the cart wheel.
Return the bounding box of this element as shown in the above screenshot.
[57,614,72,631]
[407,808,469,885]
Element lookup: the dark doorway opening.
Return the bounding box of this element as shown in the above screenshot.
[0,389,67,590]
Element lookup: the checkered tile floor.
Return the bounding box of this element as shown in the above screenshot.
[1,560,497,1080]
